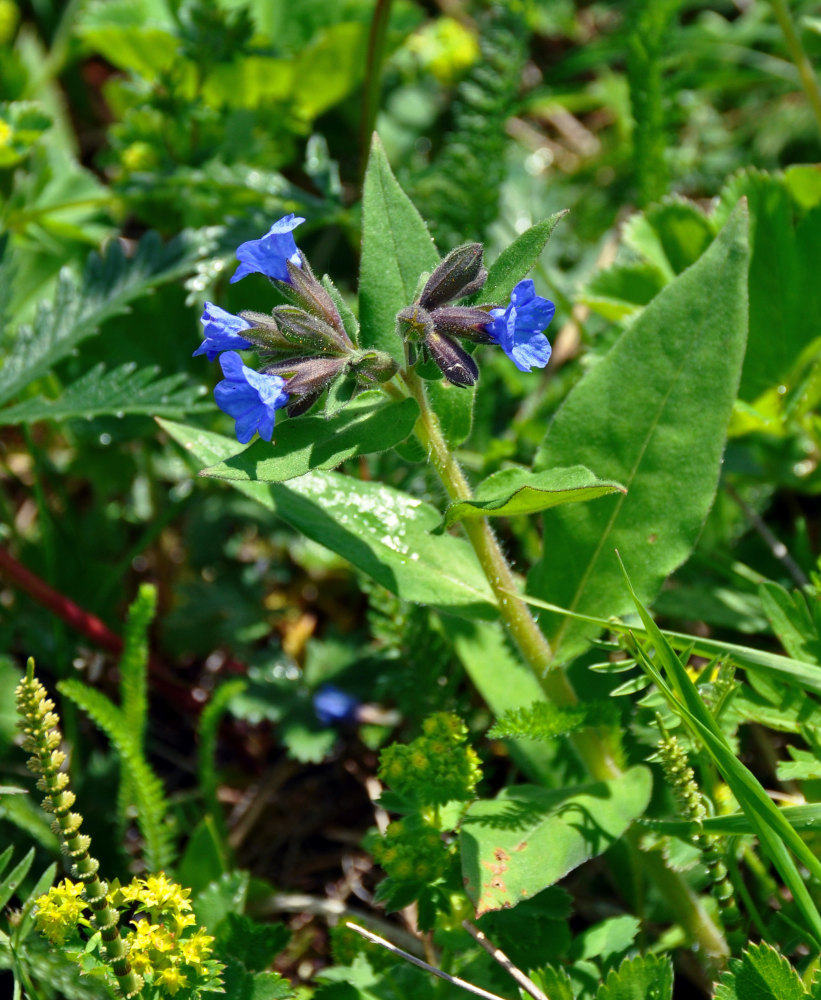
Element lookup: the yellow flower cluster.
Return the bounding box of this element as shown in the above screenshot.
[35,872,218,997]
[33,879,88,945]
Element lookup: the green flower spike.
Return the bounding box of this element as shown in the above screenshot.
[16,658,143,998]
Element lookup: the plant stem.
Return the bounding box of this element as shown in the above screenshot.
[770,0,821,136]
[401,368,729,961]
[359,0,395,185]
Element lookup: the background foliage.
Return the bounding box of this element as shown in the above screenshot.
[1,0,820,998]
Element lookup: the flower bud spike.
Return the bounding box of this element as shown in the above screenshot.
[425,330,479,387]
[419,243,487,309]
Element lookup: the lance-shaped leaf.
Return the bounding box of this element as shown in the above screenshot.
[477,212,567,305]
[160,419,497,618]
[460,766,651,915]
[438,465,625,531]
[359,134,439,363]
[528,203,749,663]
[200,392,419,483]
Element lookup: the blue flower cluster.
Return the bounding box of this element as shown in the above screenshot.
[194,215,307,442]
[193,215,556,443]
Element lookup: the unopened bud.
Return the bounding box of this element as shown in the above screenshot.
[430,306,495,342]
[425,330,479,387]
[419,243,487,309]
[351,350,399,384]
[397,304,434,344]
[271,306,350,354]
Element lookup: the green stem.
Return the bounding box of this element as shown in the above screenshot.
[400,368,729,961]
[770,0,821,136]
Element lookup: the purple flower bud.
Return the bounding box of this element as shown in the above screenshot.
[486,279,554,372]
[230,214,305,284]
[313,685,361,726]
[214,351,289,444]
[193,302,254,361]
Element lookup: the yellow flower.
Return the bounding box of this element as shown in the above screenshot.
[155,965,189,996]
[34,879,87,945]
[179,928,215,967]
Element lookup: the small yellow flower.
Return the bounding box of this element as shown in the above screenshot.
[179,927,215,967]
[34,879,87,945]
[155,965,189,996]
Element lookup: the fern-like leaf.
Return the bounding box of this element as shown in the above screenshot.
[120,583,157,745]
[488,700,617,742]
[197,679,247,833]
[0,229,207,408]
[0,362,209,425]
[58,679,175,873]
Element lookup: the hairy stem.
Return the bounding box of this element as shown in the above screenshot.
[401,368,729,961]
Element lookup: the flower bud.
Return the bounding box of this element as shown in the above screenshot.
[264,354,349,396]
[419,243,487,309]
[284,259,350,343]
[239,311,299,352]
[271,306,350,354]
[430,306,495,343]
[351,350,399,384]
[425,329,479,387]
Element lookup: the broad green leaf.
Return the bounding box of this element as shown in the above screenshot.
[160,419,496,618]
[79,26,179,77]
[595,954,673,1000]
[0,362,208,426]
[194,871,250,933]
[529,203,749,663]
[570,915,640,965]
[713,942,807,1000]
[439,465,625,530]
[535,967,575,1000]
[178,817,228,896]
[460,766,651,915]
[201,394,419,484]
[579,261,668,321]
[478,212,567,305]
[426,379,474,448]
[359,134,439,362]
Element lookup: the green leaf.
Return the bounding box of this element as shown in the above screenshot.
[359,134,439,363]
[439,465,625,530]
[717,170,821,401]
[177,816,229,896]
[323,368,358,419]
[619,557,821,946]
[194,871,250,933]
[529,202,749,663]
[216,913,290,973]
[201,394,419,484]
[460,766,651,915]
[426,379,474,448]
[160,419,496,618]
[478,212,567,305]
[0,231,205,408]
[759,581,821,664]
[570,915,641,965]
[535,967,575,1000]
[58,680,175,873]
[623,199,715,278]
[0,362,208,426]
[322,275,359,346]
[713,942,808,1000]
[0,848,34,912]
[594,954,673,1000]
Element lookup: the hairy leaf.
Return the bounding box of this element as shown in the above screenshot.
[0,362,208,425]
[160,419,496,618]
[460,766,651,914]
[439,465,625,530]
[478,212,567,305]
[529,203,749,663]
[359,134,439,363]
[201,394,419,484]
[0,231,205,408]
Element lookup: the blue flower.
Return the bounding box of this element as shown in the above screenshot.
[487,279,555,372]
[313,685,361,726]
[193,302,254,361]
[230,213,305,284]
[214,351,289,444]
